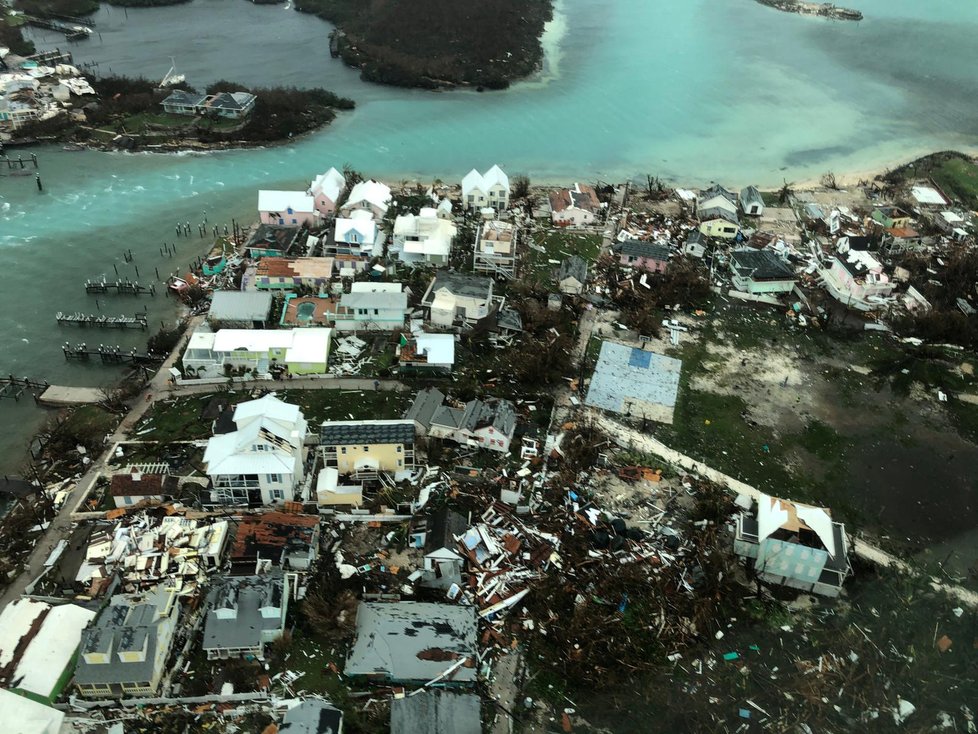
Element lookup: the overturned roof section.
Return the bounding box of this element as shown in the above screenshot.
[757,494,837,557]
[345,602,478,683]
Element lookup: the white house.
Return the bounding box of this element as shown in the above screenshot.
[696,184,738,217]
[182,327,332,377]
[819,240,895,311]
[334,282,409,331]
[339,180,391,219]
[390,208,458,265]
[309,167,346,217]
[397,332,456,371]
[740,186,765,216]
[549,183,600,227]
[421,273,494,327]
[729,249,796,294]
[203,394,307,507]
[429,397,518,453]
[258,191,318,227]
[473,220,517,278]
[202,574,289,660]
[333,209,378,256]
[461,165,510,212]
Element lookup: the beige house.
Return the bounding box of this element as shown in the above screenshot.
[421,273,494,327]
[320,420,416,479]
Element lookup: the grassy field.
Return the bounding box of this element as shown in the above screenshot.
[120,111,194,133]
[927,156,978,208]
[524,229,602,284]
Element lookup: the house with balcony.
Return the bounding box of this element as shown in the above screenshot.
[202,574,288,661]
[390,208,458,266]
[182,327,331,378]
[461,165,510,212]
[320,420,416,479]
[202,394,308,507]
[333,282,409,332]
[473,220,517,278]
[421,273,494,327]
[309,167,346,217]
[332,209,379,257]
[339,179,391,219]
[733,493,850,597]
[258,190,318,227]
[74,587,180,699]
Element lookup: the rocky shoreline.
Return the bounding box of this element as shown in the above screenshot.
[754,0,863,21]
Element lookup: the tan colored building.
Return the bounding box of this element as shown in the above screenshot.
[319,420,416,479]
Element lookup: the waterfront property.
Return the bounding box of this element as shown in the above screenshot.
[733,493,850,597]
[250,257,335,292]
[421,273,495,327]
[183,327,332,377]
[550,183,600,226]
[339,179,391,219]
[390,208,458,265]
[729,249,796,294]
[202,394,308,507]
[308,167,346,217]
[473,219,517,278]
[697,184,738,217]
[202,574,289,661]
[870,205,912,230]
[740,185,764,216]
[698,206,740,239]
[160,89,206,116]
[345,602,477,685]
[461,165,510,212]
[74,587,180,699]
[207,290,274,329]
[244,224,304,259]
[161,90,256,119]
[585,341,682,424]
[258,191,318,227]
[332,209,379,257]
[319,420,416,479]
[613,239,671,273]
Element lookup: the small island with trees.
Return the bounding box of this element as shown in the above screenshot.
[297,0,555,89]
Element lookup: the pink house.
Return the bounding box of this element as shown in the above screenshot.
[308,167,346,217]
[258,190,318,227]
[614,240,671,273]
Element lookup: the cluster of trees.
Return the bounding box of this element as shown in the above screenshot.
[295,0,553,88]
[611,259,711,337]
[0,19,35,57]
[893,250,978,350]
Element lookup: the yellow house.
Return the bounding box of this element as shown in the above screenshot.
[319,420,416,478]
[698,206,740,240]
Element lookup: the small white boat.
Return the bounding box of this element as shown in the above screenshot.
[158,57,186,88]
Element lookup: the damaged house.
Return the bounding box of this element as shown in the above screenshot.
[229,512,320,573]
[202,573,289,661]
[411,507,468,590]
[426,396,518,454]
[733,493,851,597]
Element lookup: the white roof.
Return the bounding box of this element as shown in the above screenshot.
[233,394,302,427]
[940,211,964,224]
[212,329,296,353]
[351,281,401,293]
[757,494,837,557]
[416,333,455,365]
[462,165,509,197]
[345,180,391,213]
[187,330,216,351]
[911,184,947,206]
[204,431,294,475]
[286,328,331,363]
[309,167,345,202]
[258,190,316,215]
[0,599,95,699]
[335,215,377,242]
[0,689,64,734]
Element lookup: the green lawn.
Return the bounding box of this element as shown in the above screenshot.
[525,230,602,284]
[928,156,978,208]
[275,388,413,425]
[120,111,193,133]
[136,395,216,442]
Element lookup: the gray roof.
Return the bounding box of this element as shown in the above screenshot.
[320,420,416,446]
[206,91,255,111]
[162,89,206,107]
[209,291,274,322]
[558,255,587,284]
[426,507,468,554]
[202,575,285,652]
[404,388,446,430]
[345,602,477,683]
[686,231,708,246]
[614,240,671,260]
[740,186,763,206]
[430,398,517,437]
[698,206,738,224]
[281,700,343,734]
[340,290,407,311]
[391,691,481,734]
[496,307,523,332]
[75,589,176,687]
[730,249,795,281]
[585,341,682,418]
[803,202,825,220]
[428,273,492,301]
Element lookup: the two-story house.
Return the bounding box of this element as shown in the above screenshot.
[473,220,517,278]
[421,273,494,327]
[308,167,346,218]
[549,183,600,227]
[202,394,308,507]
[613,240,671,273]
[390,208,458,266]
[461,165,510,212]
[183,327,332,377]
[202,574,289,661]
[729,249,796,295]
[74,587,180,699]
[320,420,416,479]
[819,242,895,311]
[733,493,850,597]
[332,210,378,257]
[258,191,318,227]
[339,180,391,219]
[696,184,738,217]
[428,397,517,453]
[333,282,409,332]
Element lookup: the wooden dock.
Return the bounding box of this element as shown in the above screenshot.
[62,343,164,365]
[85,279,156,296]
[56,312,149,330]
[0,376,50,402]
